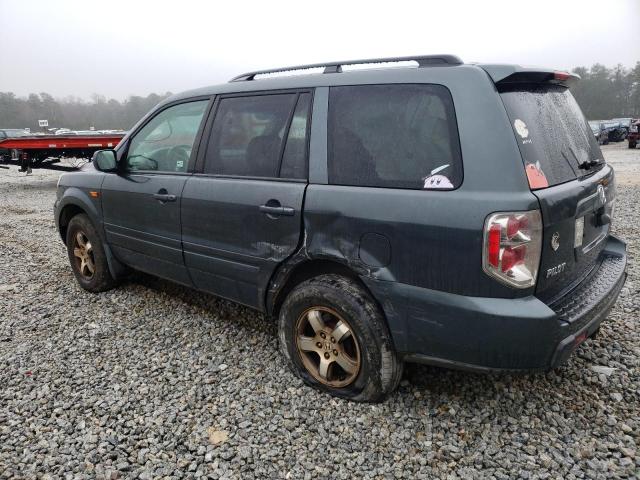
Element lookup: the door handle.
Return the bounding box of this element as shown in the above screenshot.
[153,192,177,202]
[259,204,295,216]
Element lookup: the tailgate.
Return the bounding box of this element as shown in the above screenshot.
[533,166,615,302]
[498,81,616,303]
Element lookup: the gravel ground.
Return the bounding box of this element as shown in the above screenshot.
[1,142,639,479]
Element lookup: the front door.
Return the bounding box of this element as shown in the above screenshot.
[181,91,312,308]
[101,99,210,285]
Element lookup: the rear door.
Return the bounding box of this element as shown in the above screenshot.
[101,99,209,285]
[499,85,616,303]
[181,91,311,309]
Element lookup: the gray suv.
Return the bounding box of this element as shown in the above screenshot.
[54,55,627,402]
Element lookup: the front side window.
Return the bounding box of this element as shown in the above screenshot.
[126,100,208,173]
[328,84,463,189]
[205,94,299,177]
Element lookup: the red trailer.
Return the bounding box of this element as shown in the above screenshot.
[0,133,125,172]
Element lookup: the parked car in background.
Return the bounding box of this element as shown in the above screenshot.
[54,55,626,401]
[0,128,30,161]
[589,121,609,145]
[97,130,127,135]
[602,121,628,142]
[612,118,633,133]
[628,119,639,149]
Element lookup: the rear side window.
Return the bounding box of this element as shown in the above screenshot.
[328,84,462,189]
[500,86,602,188]
[205,94,299,178]
[280,93,311,179]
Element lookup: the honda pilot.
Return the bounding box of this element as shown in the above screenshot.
[54,55,627,401]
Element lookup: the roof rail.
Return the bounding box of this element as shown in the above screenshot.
[229,54,463,82]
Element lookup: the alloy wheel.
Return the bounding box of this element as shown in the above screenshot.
[295,307,361,388]
[72,231,95,279]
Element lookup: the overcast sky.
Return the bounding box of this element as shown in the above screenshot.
[1,0,639,100]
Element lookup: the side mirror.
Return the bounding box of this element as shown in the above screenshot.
[92,149,118,172]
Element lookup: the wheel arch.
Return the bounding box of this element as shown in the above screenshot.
[58,203,87,244]
[56,191,128,279]
[267,257,380,320]
[56,188,101,244]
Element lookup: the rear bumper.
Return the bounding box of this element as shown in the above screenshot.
[364,235,627,372]
[547,235,626,368]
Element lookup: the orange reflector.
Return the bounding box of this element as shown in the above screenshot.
[89,191,100,198]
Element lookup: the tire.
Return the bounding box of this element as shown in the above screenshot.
[66,214,117,292]
[278,274,403,402]
[629,142,636,149]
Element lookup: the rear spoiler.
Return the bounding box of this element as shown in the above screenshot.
[479,64,580,88]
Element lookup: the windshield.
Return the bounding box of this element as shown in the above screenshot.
[500,86,602,188]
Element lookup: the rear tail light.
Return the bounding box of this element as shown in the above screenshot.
[482,210,542,288]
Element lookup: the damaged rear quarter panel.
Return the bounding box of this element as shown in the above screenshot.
[298,185,539,353]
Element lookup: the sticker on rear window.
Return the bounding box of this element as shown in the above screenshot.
[423,164,453,189]
[423,174,453,189]
[525,162,549,189]
[514,119,529,139]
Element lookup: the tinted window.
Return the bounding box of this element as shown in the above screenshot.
[280,93,311,179]
[205,94,297,177]
[126,101,208,172]
[500,86,602,188]
[328,84,462,189]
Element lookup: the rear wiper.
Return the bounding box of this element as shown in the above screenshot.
[578,159,602,170]
[566,147,602,171]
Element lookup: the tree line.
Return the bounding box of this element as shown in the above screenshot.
[571,62,640,120]
[0,62,639,132]
[0,92,172,132]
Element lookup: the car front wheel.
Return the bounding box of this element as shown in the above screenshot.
[278,274,403,402]
[66,214,117,292]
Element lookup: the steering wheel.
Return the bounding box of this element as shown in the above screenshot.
[168,145,191,168]
[127,154,158,171]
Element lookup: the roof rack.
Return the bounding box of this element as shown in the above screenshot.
[229,54,463,82]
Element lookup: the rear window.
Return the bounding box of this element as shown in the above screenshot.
[328,84,463,190]
[500,86,602,188]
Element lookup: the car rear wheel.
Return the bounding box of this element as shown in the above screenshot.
[629,141,637,149]
[66,214,117,292]
[278,274,403,402]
